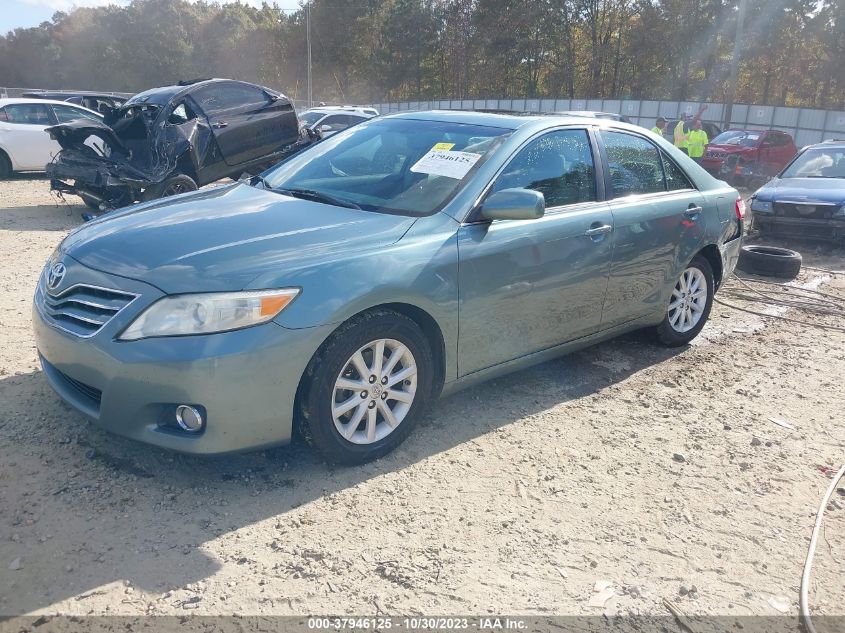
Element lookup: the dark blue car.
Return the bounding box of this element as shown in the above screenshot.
[750,139,845,241]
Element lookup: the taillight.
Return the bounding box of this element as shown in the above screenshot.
[735,196,746,220]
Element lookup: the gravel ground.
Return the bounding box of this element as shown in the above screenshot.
[0,176,843,618]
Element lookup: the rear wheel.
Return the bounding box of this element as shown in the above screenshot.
[0,151,12,179]
[655,255,714,347]
[299,310,434,464]
[141,173,197,201]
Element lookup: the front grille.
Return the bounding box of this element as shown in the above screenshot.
[774,202,839,219]
[39,282,138,338]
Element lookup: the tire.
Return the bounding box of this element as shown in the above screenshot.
[654,255,715,347]
[0,150,12,179]
[298,310,434,465]
[737,245,802,279]
[141,173,197,201]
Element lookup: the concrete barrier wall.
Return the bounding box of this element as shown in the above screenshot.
[369,98,845,148]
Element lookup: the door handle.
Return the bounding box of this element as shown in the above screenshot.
[212,121,228,129]
[684,205,703,218]
[585,224,613,237]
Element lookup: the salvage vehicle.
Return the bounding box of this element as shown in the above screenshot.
[45,78,315,211]
[701,129,796,188]
[33,111,744,464]
[0,98,102,178]
[299,105,378,138]
[749,139,845,241]
[22,90,128,114]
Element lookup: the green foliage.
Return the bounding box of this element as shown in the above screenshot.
[0,0,842,108]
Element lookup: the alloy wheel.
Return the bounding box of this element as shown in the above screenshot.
[332,338,418,445]
[668,266,707,333]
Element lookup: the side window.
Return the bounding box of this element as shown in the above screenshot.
[491,129,597,208]
[321,115,350,131]
[2,103,52,125]
[51,104,101,123]
[662,153,693,191]
[192,83,268,113]
[602,131,664,197]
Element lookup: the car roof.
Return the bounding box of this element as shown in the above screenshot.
[0,97,101,112]
[810,139,845,149]
[383,109,611,131]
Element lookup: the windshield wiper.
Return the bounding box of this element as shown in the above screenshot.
[274,187,361,210]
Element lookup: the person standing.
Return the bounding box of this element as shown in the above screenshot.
[674,104,708,155]
[651,117,667,136]
[687,119,709,164]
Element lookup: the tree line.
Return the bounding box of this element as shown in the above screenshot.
[0,0,843,110]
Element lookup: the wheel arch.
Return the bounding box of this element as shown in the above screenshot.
[695,243,724,289]
[0,145,14,173]
[293,301,447,433]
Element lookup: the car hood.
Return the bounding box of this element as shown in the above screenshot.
[755,177,845,205]
[706,143,752,154]
[61,183,418,293]
[45,119,129,155]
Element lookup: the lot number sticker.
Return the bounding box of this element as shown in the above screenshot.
[411,148,482,179]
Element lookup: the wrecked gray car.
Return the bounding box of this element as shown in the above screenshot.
[45,78,318,211]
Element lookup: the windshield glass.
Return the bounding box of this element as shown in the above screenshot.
[261,118,511,215]
[299,111,325,127]
[711,131,760,147]
[781,148,845,178]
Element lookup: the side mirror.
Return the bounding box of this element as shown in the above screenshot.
[480,188,545,221]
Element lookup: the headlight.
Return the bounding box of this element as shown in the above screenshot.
[119,288,300,340]
[750,199,773,213]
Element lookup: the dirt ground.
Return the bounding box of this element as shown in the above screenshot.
[0,176,843,619]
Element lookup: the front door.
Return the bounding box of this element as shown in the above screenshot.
[458,128,614,375]
[193,82,290,167]
[598,130,707,328]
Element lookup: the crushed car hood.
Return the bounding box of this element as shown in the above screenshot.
[706,143,752,154]
[45,119,129,155]
[756,178,845,205]
[61,183,418,293]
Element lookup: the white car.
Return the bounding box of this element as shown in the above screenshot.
[298,106,378,137]
[0,98,102,178]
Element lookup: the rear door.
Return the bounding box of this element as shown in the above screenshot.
[192,81,293,166]
[457,127,614,375]
[0,102,57,170]
[598,129,707,328]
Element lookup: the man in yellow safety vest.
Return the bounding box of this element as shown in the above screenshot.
[651,117,667,137]
[674,104,708,155]
[687,119,709,164]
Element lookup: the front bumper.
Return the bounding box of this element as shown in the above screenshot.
[32,259,333,454]
[753,214,845,241]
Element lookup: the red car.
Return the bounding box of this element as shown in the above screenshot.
[702,129,796,188]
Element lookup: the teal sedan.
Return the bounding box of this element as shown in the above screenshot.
[33,111,744,464]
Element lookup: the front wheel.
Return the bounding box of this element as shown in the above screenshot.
[654,255,714,347]
[299,310,434,464]
[141,173,198,201]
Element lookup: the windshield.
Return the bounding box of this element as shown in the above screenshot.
[260,118,511,216]
[781,148,845,179]
[299,111,325,127]
[711,131,760,147]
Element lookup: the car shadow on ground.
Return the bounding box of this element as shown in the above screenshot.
[0,331,684,614]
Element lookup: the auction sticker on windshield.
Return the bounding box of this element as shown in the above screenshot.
[411,147,482,179]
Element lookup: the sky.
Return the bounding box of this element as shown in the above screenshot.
[0,0,304,35]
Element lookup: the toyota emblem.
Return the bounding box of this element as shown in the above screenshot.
[47,262,66,291]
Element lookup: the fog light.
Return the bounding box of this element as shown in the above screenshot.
[175,405,204,432]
